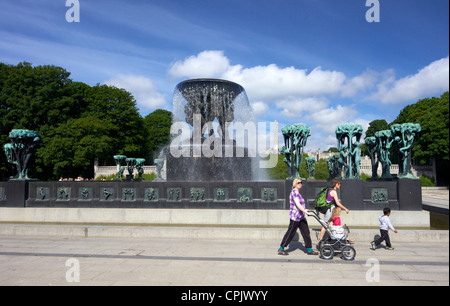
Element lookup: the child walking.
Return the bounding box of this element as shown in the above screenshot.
[371,207,398,250]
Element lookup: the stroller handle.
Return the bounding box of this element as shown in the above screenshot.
[308,210,325,224]
[308,210,334,236]
[308,210,321,222]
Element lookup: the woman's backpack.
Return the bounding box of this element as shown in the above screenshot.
[315,187,333,214]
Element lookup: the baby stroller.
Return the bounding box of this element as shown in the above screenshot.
[309,211,356,260]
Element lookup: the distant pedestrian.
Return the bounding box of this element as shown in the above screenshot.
[278,178,318,256]
[371,207,398,250]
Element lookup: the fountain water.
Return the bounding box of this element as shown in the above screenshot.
[164,78,258,181]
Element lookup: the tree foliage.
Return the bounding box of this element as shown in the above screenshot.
[365,119,389,138]
[144,109,173,163]
[391,92,449,165]
[266,154,329,180]
[391,92,449,185]
[1,62,170,180]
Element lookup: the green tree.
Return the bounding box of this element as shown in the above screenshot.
[0,62,77,179]
[144,109,173,163]
[361,119,389,156]
[38,84,148,179]
[40,116,113,179]
[365,119,389,138]
[325,147,339,153]
[1,62,149,180]
[391,92,449,185]
[82,84,148,163]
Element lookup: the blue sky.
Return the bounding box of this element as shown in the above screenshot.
[1,0,448,152]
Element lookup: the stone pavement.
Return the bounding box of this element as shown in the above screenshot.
[0,186,447,289]
[422,188,449,214]
[0,234,448,287]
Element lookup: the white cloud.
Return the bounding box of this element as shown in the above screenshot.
[168,50,372,152]
[250,101,269,118]
[307,115,370,152]
[224,65,346,102]
[310,105,359,132]
[104,74,167,112]
[276,96,329,118]
[169,51,450,108]
[169,50,231,79]
[368,56,449,104]
[341,69,378,98]
[168,50,448,151]
[169,50,347,102]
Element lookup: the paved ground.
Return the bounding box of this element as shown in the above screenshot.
[0,235,448,287]
[0,187,447,289]
[422,188,449,214]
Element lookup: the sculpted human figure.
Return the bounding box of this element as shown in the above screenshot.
[390,124,404,174]
[135,158,146,180]
[4,129,40,179]
[375,130,394,179]
[398,123,421,178]
[154,158,165,181]
[125,158,136,180]
[326,154,340,180]
[114,155,127,180]
[305,157,316,179]
[365,136,379,178]
[179,80,239,138]
[336,124,362,179]
[351,139,361,178]
[336,130,348,179]
[280,124,311,178]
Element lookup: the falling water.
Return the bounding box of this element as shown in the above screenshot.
[164,78,262,181]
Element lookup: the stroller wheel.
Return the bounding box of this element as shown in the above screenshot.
[320,245,334,260]
[341,245,356,261]
[317,239,324,250]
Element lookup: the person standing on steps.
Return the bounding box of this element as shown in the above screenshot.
[278,178,318,256]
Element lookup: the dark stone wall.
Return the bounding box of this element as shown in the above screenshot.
[286,179,419,211]
[0,179,422,211]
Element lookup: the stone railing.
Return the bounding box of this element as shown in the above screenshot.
[358,164,433,178]
[94,160,433,180]
[94,165,157,179]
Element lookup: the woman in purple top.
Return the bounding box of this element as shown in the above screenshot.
[278,178,318,255]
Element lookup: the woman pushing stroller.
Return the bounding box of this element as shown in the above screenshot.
[278,178,318,256]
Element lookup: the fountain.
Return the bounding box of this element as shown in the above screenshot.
[164,78,257,181]
[0,79,423,216]
[10,78,286,209]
